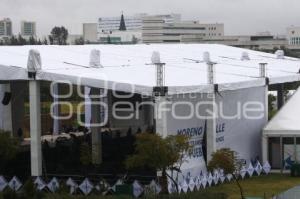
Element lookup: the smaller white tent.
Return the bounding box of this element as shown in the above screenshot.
[263,87,300,169]
[264,88,300,136]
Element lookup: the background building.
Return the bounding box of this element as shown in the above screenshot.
[83,23,98,43]
[21,21,36,38]
[142,15,224,43]
[0,18,12,38]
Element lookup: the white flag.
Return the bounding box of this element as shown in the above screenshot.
[247,163,255,177]
[111,179,123,192]
[79,178,94,196]
[207,173,213,187]
[240,166,247,179]
[66,178,78,194]
[180,180,188,193]
[47,177,59,193]
[149,180,161,194]
[34,177,46,191]
[8,176,22,191]
[226,174,233,182]
[213,170,219,185]
[263,161,271,174]
[133,180,144,198]
[0,176,8,192]
[188,178,195,192]
[255,161,263,176]
[195,176,201,191]
[201,175,207,189]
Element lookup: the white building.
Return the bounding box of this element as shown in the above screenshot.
[83,23,98,43]
[21,21,36,38]
[287,26,300,45]
[0,18,12,38]
[142,15,224,43]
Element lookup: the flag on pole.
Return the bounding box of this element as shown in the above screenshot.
[255,161,263,175]
[149,180,161,194]
[263,161,271,174]
[47,177,59,193]
[0,176,7,192]
[34,177,46,191]
[207,173,213,187]
[8,176,22,191]
[66,178,78,194]
[240,166,247,179]
[180,180,188,193]
[79,178,94,196]
[247,163,255,177]
[201,175,207,189]
[188,177,195,192]
[133,180,144,198]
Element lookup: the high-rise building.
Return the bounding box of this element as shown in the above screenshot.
[0,18,12,37]
[21,21,36,37]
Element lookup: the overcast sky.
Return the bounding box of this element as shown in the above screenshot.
[1,0,299,38]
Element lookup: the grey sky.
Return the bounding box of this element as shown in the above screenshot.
[0,0,299,38]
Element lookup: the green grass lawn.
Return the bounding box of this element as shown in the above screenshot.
[200,173,300,199]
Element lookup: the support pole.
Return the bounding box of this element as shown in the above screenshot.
[29,80,42,176]
[151,51,168,138]
[27,49,42,177]
[90,87,102,165]
[206,61,217,163]
[277,84,284,110]
[260,63,269,163]
[52,83,59,135]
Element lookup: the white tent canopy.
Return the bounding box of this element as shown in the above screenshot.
[0,44,300,95]
[264,88,300,136]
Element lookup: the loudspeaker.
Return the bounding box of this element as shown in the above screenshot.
[2,92,12,105]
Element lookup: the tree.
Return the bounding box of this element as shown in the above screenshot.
[74,37,84,45]
[17,34,27,45]
[0,130,19,172]
[9,36,19,45]
[125,133,191,194]
[50,26,69,45]
[43,38,48,45]
[208,148,245,199]
[28,36,36,45]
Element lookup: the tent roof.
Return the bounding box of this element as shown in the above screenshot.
[264,88,300,136]
[0,44,300,95]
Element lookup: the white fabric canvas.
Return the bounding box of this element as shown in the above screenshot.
[195,176,201,191]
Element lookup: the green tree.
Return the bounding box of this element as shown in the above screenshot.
[50,26,69,45]
[80,141,92,174]
[0,131,19,172]
[125,133,190,194]
[17,34,27,45]
[43,38,48,45]
[28,36,36,45]
[74,37,84,45]
[208,148,245,199]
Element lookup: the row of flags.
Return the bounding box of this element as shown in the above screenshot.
[168,161,271,194]
[0,175,161,198]
[0,161,271,197]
